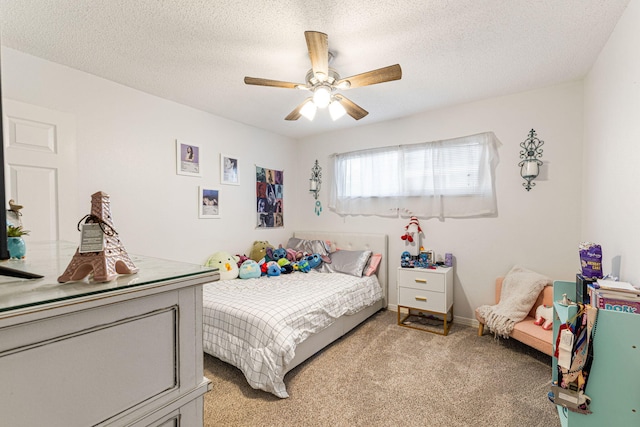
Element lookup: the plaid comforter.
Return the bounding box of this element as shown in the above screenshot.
[202,270,383,398]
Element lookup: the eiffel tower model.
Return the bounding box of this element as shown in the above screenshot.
[58,191,138,283]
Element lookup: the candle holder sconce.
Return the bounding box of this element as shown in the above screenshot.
[309,160,322,200]
[518,129,544,191]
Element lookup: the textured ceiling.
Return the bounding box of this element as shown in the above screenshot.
[0,0,630,139]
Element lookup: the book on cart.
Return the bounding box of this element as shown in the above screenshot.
[588,284,640,315]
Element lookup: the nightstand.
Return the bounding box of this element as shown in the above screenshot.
[397,266,453,335]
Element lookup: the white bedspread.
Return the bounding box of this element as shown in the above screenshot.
[202,271,383,398]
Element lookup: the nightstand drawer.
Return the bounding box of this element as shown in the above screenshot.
[398,287,445,312]
[397,269,445,293]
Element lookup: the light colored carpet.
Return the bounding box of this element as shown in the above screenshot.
[203,309,560,427]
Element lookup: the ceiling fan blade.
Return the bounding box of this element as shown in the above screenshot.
[336,64,402,89]
[334,95,368,120]
[244,76,304,89]
[305,31,329,81]
[284,99,310,121]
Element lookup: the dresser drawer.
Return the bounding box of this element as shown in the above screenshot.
[397,269,445,293]
[398,287,446,312]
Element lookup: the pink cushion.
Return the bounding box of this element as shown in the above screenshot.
[512,317,553,356]
[480,277,555,356]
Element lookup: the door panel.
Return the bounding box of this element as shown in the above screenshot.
[3,100,78,242]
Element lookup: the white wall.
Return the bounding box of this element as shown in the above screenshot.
[1,47,297,264]
[583,0,640,285]
[294,82,584,321]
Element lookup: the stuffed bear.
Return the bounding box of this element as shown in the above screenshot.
[249,240,274,262]
[205,251,239,280]
[534,305,554,330]
[239,259,261,279]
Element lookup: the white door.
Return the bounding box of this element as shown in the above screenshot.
[3,99,78,243]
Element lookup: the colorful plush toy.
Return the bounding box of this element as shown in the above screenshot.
[305,253,324,269]
[401,216,423,242]
[235,254,250,268]
[293,258,311,273]
[400,251,412,268]
[205,251,239,280]
[277,257,294,274]
[239,259,261,279]
[534,305,554,330]
[285,248,305,262]
[249,240,274,262]
[266,261,282,277]
[267,245,287,262]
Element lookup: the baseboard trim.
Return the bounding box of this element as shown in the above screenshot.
[387,304,478,328]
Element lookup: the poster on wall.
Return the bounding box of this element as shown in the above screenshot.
[176,139,201,177]
[199,186,220,219]
[256,165,283,228]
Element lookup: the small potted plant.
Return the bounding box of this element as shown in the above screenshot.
[7,225,30,259]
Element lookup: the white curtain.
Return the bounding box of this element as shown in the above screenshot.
[329,132,501,220]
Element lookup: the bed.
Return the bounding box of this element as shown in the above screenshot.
[202,231,388,398]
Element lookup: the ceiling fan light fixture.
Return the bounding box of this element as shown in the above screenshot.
[329,98,347,120]
[313,85,331,108]
[300,99,317,120]
[336,80,351,90]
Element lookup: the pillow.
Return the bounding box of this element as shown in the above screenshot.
[363,253,382,277]
[286,237,330,256]
[327,250,372,277]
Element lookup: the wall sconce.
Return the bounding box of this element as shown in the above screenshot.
[518,129,544,191]
[309,160,322,199]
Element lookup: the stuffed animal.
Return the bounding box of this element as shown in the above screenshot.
[305,253,324,269]
[235,254,250,268]
[400,251,412,268]
[249,240,274,262]
[277,257,294,274]
[266,261,282,277]
[293,258,311,273]
[534,305,554,330]
[239,259,261,279]
[267,245,287,262]
[285,248,304,262]
[205,251,239,280]
[401,216,423,242]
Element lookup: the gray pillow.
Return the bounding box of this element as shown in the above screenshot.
[326,250,372,277]
[286,237,330,256]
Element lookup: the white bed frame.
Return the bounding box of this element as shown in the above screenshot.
[285,231,388,373]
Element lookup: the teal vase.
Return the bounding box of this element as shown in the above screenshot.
[8,237,26,259]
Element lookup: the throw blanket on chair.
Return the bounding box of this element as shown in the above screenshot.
[477,265,551,338]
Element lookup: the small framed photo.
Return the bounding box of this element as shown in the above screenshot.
[220,154,239,185]
[176,140,202,177]
[199,186,220,219]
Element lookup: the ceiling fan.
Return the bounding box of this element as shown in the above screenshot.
[244,31,402,121]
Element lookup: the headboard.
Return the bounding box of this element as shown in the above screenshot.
[293,231,389,307]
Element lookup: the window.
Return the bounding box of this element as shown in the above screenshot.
[329,132,501,220]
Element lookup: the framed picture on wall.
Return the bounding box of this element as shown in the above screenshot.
[256,165,283,228]
[220,154,239,185]
[199,186,220,219]
[176,139,202,177]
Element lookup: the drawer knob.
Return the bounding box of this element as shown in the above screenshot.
[415,296,427,302]
[414,278,427,283]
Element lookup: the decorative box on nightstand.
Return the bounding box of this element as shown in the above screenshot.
[397,266,453,335]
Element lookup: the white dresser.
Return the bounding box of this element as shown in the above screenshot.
[0,242,219,427]
[397,266,453,335]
